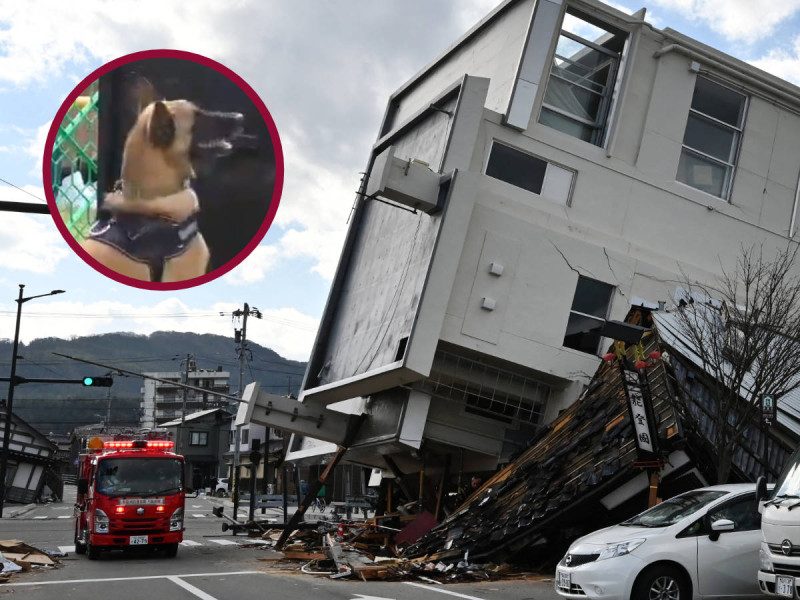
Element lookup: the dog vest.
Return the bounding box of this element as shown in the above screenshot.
[89,213,200,282]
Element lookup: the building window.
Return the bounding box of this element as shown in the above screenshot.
[189,431,208,446]
[486,142,547,194]
[677,77,746,199]
[421,350,549,425]
[485,141,576,205]
[241,428,249,445]
[563,276,614,354]
[538,7,627,146]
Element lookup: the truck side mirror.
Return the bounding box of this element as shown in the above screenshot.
[77,478,89,495]
[756,476,768,504]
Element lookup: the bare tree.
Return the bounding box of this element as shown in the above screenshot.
[670,244,800,484]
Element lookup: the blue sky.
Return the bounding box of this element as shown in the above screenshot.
[1,0,800,362]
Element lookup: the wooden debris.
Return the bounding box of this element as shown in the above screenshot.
[0,539,60,577]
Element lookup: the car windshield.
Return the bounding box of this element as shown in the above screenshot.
[772,447,800,499]
[96,457,184,497]
[621,490,727,527]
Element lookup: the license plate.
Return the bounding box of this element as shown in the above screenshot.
[557,569,571,590]
[129,535,148,545]
[777,576,795,598]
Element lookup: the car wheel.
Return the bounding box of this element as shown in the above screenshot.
[215,489,227,497]
[163,543,178,558]
[74,526,86,555]
[632,566,689,600]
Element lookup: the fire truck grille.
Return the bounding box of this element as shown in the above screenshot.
[111,516,170,533]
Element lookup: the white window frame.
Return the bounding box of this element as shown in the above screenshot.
[563,276,615,355]
[189,431,208,447]
[678,76,748,201]
[538,6,629,148]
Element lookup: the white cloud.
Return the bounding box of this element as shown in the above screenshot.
[0,298,319,361]
[25,121,51,177]
[224,244,280,285]
[0,185,67,274]
[0,0,232,86]
[750,37,800,85]
[650,0,800,44]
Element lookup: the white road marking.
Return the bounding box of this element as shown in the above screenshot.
[168,576,218,600]
[0,571,263,586]
[58,545,75,553]
[208,538,239,545]
[180,540,203,547]
[191,505,202,508]
[191,513,207,518]
[57,515,71,519]
[403,582,484,600]
[33,516,47,519]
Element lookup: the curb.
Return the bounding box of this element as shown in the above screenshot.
[2,503,37,519]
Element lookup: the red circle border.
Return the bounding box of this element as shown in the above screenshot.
[43,49,285,291]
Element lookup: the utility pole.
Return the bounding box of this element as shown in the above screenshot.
[177,354,192,456]
[231,303,262,520]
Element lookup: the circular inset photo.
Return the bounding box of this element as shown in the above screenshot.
[45,50,283,290]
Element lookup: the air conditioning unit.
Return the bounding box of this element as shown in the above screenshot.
[366,145,442,213]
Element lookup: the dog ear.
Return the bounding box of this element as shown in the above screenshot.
[148,101,176,148]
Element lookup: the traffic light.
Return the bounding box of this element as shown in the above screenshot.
[82,376,113,387]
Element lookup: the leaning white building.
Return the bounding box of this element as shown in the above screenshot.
[248,0,800,477]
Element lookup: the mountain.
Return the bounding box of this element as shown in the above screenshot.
[0,331,307,436]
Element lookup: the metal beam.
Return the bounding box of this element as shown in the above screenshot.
[236,382,353,444]
[276,414,367,549]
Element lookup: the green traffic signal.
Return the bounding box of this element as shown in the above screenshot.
[82,376,113,387]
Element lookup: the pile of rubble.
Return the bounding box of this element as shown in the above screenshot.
[0,539,60,582]
[251,511,538,582]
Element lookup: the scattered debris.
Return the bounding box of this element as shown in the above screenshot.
[0,539,60,581]
[240,514,537,583]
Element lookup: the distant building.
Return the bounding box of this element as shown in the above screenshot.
[139,361,230,429]
[159,408,232,488]
[280,0,800,478]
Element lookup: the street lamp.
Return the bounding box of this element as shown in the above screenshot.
[0,285,65,517]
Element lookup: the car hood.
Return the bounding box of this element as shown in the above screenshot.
[567,523,667,554]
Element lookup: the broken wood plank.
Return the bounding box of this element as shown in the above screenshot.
[283,550,328,560]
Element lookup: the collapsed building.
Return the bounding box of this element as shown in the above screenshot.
[237,0,800,555]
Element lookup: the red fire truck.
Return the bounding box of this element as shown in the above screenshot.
[73,436,185,559]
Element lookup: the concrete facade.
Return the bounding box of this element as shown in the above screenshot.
[279,0,800,474]
[139,366,230,430]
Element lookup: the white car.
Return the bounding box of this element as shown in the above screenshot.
[214,477,229,497]
[555,483,771,600]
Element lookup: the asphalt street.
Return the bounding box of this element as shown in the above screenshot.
[0,487,559,600]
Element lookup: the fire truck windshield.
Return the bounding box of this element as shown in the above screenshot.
[96,457,183,497]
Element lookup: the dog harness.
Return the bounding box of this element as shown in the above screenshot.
[89,213,200,281]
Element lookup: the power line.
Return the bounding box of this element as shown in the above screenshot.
[0,176,46,202]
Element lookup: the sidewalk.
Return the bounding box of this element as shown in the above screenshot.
[1,483,74,519]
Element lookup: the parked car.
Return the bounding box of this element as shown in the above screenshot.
[555,483,772,600]
[214,477,229,497]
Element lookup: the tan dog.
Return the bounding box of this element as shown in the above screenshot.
[81,100,242,283]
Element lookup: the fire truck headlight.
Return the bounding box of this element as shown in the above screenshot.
[94,508,110,534]
[170,507,183,532]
